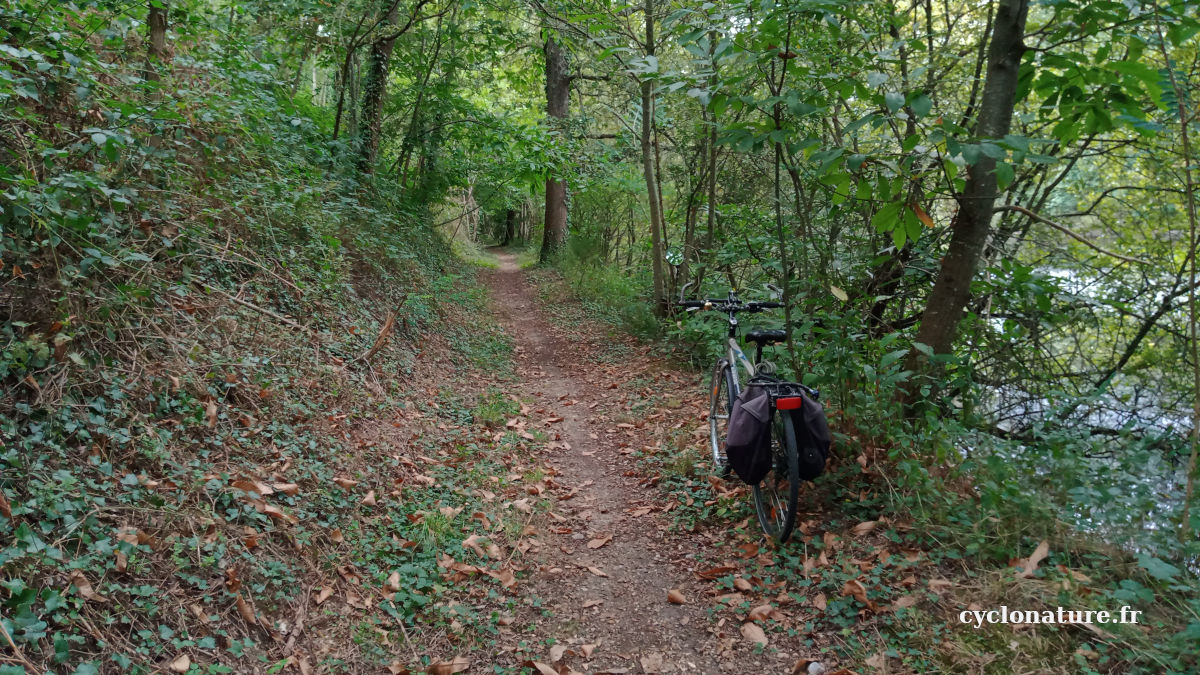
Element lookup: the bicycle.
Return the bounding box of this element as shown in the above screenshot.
[677,284,819,543]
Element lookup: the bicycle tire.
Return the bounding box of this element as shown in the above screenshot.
[708,361,735,471]
[752,410,800,543]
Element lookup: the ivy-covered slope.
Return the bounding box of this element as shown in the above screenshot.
[0,4,522,672]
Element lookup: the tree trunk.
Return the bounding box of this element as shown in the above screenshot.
[357,3,401,175]
[539,34,570,262]
[904,0,1029,383]
[146,0,168,80]
[501,209,517,246]
[641,0,667,316]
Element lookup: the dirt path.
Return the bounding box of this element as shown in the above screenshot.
[483,252,798,674]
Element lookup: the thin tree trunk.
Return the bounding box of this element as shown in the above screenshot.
[539,33,570,262]
[904,0,1029,385]
[146,0,168,81]
[357,2,401,175]
[641,0,667,316]
[502,209,517,246]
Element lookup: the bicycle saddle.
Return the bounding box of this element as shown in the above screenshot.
[745,328,786,345]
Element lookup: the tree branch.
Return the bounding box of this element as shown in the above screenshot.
[994,204,1152,265]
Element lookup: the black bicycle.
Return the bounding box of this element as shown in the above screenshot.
[677,284,817,543]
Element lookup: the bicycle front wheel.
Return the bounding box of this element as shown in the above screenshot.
[708,361,735,471]
[753,411,800,543]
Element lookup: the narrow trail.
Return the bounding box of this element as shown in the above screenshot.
[483,252,801,674]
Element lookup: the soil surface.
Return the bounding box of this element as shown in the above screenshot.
[483,251,808,675]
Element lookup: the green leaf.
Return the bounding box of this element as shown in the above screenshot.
[1136,554,1180,582]
[884,91,904,113]
[995,162,1014,190]
[910,93,932,118]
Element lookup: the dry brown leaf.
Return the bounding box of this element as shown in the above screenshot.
[462,534,487,558]
[695,565,737,580]
[385,572,401,592]
[582,599,603,608]
[733,577,753,592]
[361,490,377,506]
[333,476,358,489]
[840,579,871,609]
[852,520,877,537]
[485,542,502,559]
[235,594,257,626]
[741,622,768,646]
[667,589,687,604]
[168,654,191,673]
[748,604,782,622]
[865,653,887,671]
[927,578,952,593]
[1015,540,1050,578]
[581,644,596,658]
[812,593,827,611]
[330,528,344,543]
[525,662,558,675]
[298,657,313,675]
[425,656,470,675]
[585,566,608,578]
[68,571,107,603]
[205,400,218,428]
[893,595,919,609]
[586,534,613,549]
[549,644,568,662]
[639,654,665,673]
[315,586,334,605]
[272,482,300,496]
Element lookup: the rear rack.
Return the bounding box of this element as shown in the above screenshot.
[747,376,819,403]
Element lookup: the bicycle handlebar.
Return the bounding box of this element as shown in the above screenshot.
[675,299,782,312]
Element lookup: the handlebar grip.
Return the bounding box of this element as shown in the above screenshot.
[677,301,706,308]
[753,301,784,309]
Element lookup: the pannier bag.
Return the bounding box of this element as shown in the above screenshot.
[724,385,773,484]
[789,390,830,480]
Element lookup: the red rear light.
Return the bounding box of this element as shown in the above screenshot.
[775,397,803,410]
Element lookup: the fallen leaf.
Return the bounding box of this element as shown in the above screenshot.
[893,595,918,609]
[526,662,558,675]
[741,622,768,646]
[549,644,568,662]
[840,579,873,609]
[168,654,191,673]
[426,656,470,674]
[235,594,257,626]
[334,476,359,489]
[362,490,377,506]
[462,534,487,558]
[331,528,344,543]
[586,534,613,549]
[1015,540,1049,578]
[748,604,781,622]
[385,572,401,592]
[927,578,952,593]
[733,577,753,592]
[205,400,218,428]
[582,599,603,608]
[315,586,334,605]
[695,565,737,580]
[585,566,608,578]
[68,571,107,603]
[865,652,887,670]
[852,520,877,537]
[388,663,410,675]
[811,593,827,611]
[581,644,596,658]
[667,589,687,604]
[272,482,300,496]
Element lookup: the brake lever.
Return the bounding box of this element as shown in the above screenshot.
[679,281,695,304]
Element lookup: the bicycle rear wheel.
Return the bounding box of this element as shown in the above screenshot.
[708,361,735,471]
[753,411,800,543]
